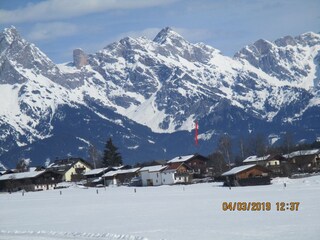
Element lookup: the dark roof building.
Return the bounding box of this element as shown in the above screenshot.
[222,164,271,186]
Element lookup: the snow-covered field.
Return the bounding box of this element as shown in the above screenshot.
[1,176,320,240]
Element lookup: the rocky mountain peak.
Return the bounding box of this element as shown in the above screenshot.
[295,32,320,46]
[252,39,274,55]
[2,26,20,43]
[0,26,22,52]
[153,27,185,45]
[73,48,88,69]
[274,35,296,47]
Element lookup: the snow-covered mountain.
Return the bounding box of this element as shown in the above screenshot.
[0,26,319,167]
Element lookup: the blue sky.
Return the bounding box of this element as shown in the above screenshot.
[0,0,319,63]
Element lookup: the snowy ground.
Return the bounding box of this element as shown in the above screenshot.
[1,176,320,240]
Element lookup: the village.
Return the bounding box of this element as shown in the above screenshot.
[0,147,320,193]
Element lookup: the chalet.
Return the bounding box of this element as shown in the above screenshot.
[283,149,320,173]
[102,168,140,186]
[0,170,63,192]
[139,165,167,186]
[161,162,193,185]
[46,157,92,182]
[221,164,271,186]
[167,154,208,178]
[243,154,286,177]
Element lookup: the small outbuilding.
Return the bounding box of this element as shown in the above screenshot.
[221,164,271,186]
[102,168,140,186]
[139,165,167,186]
[161,162,193,185]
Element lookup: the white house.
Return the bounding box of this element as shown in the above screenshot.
[139,165,167,186]
[161,162,193,185]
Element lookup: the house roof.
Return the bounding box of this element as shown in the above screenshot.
[47,157,91,173]
[0,170,46,181]
[243,155,270,163]
[283,149,320,158]
[167,155,195,163]
[221,164,256,176]
[102,167,140,178]
[139,165,167,172]
[84,167,109,176]
[164,162,192,171]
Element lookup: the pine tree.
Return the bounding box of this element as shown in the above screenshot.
[102,138,122,167]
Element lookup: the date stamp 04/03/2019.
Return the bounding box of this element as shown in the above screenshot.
[222,202,300,212]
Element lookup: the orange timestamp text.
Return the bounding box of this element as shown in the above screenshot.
[222,202,300,211]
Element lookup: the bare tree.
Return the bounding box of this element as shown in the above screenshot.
[282,131,294,154]
[16,158,31,172]
[88,144,100,169]
[247,133,267,157]
[207,151,227,176]
[218,134,232,168]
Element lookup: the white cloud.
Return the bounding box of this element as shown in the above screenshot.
[27,22,79,41]
[116,27,212,43]
[117,28,162,40]
[0,0,176,24]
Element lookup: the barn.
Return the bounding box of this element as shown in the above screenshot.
[221,164,271,186]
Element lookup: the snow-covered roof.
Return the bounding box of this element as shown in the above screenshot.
[47,158,90,172]
[92,177,103,183]
[102,168,140,177]
[283,149,320,158]
[84,168,108,176]
[243,155,270,163]
[167,155,195,163]
[221,164,256,176]
[139,165,167,172]
[0,170,45,181]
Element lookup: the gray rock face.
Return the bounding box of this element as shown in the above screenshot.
[73,48,87,69]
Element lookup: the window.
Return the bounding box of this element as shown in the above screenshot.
[157,173,159,178]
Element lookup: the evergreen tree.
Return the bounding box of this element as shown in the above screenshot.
[102,138,122,167]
